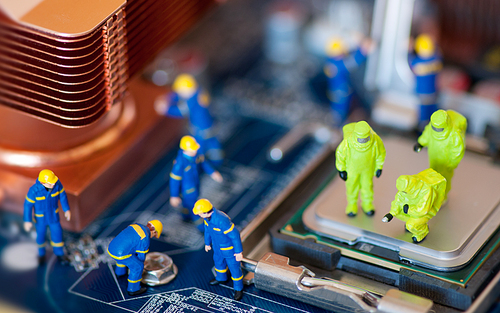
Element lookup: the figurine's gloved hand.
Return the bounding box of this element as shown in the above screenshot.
[211,171,223,183]
[376,169,382,178]
[65,210,71,221]
[339,171,348,181]
[170,197,182,207]
[413,143,423,153]
[205,245,212,252]
[154,95,168,115]
[382,213,393,223]
[234,252,243,262]
[24,221,32,232]
[403,204,409,214]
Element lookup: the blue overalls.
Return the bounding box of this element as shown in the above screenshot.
[166,89,223,167]
[324,48,367,123]
[24,179,70,257]
[170,150,216,221]
[410,54,442,123]
[107,224,150,293]
[204,209,243,291]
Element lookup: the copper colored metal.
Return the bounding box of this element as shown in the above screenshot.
[0,0,215,127]
[0,78,184,232]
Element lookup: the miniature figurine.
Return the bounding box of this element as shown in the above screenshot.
[409,34,443,127]
[324,37,374,124]
[414,109,466,199]
[107,220,163,296]
[382,168,446,243]
[336,121,386,216]
[193,199,244,301]
[155,73,224,167]
[170,136,223,223]
[24,169,71,265]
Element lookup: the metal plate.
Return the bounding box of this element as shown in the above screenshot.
[303,137,500,270]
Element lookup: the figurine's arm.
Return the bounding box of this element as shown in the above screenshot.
[374,135,386,176]
[225,222,243,261]
[23,188,35,231]
[135,237,150,262]
[335,140,348,180]
[164,93,187,118]
[204,224,212,252]
[417,124,431,148]
[199,155,223,182]
[169,158,183,205]
[447,135,465,169]
[382,199,403,223]
[57,182,71,221]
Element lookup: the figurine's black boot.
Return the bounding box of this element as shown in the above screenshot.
[128,287,147,296]
[364,210,375,216]
[57,255,70,265]
[412,236,426,244]
[233,290,243,301]
[210,278,226,285]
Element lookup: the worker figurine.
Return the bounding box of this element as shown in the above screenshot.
[24,169,71,265]
[324,37,374,124]
[336,121,386,217]
[193,199,244,301]
[170,136,223,223]
[409,34,443,127]
[382,168,446,243]
[155,73,224,167]
[107,220,163,296]
[414,109,466,199]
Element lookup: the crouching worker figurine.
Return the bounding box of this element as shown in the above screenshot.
[382,168,446,243]
[108,220,163,296]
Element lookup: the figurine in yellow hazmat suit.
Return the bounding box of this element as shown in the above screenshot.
[414,109,466,199]
[382,168,446,243]
[336,121,386,216]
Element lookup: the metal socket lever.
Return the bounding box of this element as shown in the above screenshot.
[267,122,334,162]
[241,253,433,313]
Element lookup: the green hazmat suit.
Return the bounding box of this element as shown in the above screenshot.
[417,109,466,199]
[336,121,386,216]
[387,168,446,242]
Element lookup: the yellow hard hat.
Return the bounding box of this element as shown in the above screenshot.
[148,220,163,238]
[326,39,345,57]
[38,169,58,184]
[431,110,448,128]
[193,199,213,215]
[179,135,200,152]
[172,74,197,94]
[415,34,435,58]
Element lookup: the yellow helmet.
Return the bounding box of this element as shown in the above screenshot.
[415,34,435,58]
[326,39,345,57]
[193,199,213,215]
[179,135,200,152]
[38,169,58,185]
[430,109,448,129]
[172,74,197,95]
[148,220,163,238]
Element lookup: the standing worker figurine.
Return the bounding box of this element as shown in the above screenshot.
[336,121,386,217]
[170,136,223,223]
[193,199,244,301]
[107,220,163,296]
[24,169,71,265]
[409,34,443,127]
[414,109,466,199]
[324,37,374,124]
[382,168,446,243]
[155,73,224,167]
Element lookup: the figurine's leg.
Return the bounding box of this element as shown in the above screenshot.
[330,88,352,124]
[430,162,454,199]
[182,192,198,222]
[360,172,375,215]
[226,257,243,291]
[345,174,360,216]
[114,262,127,277]
[406,218,430,243]
[213,252,228,283]
[418,93,438,126]
[48,222,64,256]
[125,256,144,293]
[35,221,47,257]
